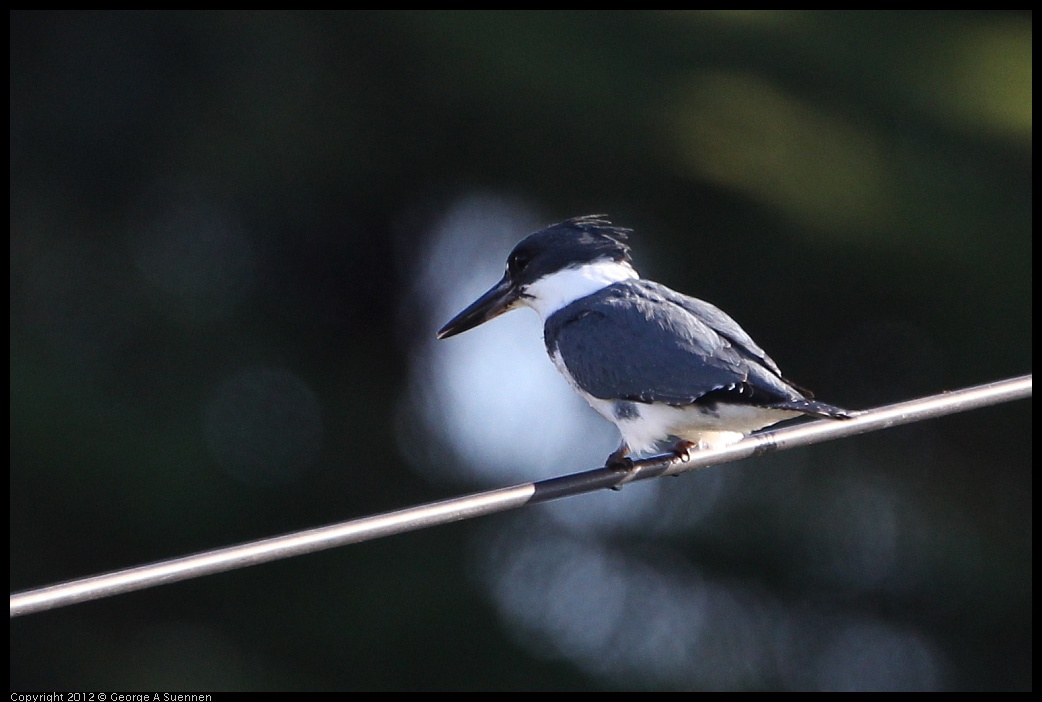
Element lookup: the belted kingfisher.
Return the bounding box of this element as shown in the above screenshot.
[437,215,852,468]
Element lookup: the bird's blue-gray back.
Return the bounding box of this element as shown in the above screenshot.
[544,280,805,406]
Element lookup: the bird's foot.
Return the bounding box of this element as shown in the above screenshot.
[605,444,634,471]
[670,440,698,463]
[605,443,637,490]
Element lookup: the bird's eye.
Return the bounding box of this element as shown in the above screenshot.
[508,251,531,275]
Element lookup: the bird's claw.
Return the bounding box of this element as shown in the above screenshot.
[605,444,637,490]
[605,454,634,471]
[605,443,633,470]
[671,440,697,463]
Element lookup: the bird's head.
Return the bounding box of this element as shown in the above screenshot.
[437,215,637,338]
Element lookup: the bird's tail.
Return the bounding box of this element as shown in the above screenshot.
[770,398,855,419]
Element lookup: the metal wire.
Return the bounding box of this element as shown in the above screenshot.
[10,374,1031,618]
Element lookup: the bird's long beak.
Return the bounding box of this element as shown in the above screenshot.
[437,274,520,339]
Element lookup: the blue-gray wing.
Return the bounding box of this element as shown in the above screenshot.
[652,284,785,377]
[545,281,803,406]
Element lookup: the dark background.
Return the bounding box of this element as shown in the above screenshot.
[10,11,1031,691]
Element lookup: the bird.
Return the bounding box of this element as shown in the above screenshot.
[437,215,852,469]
